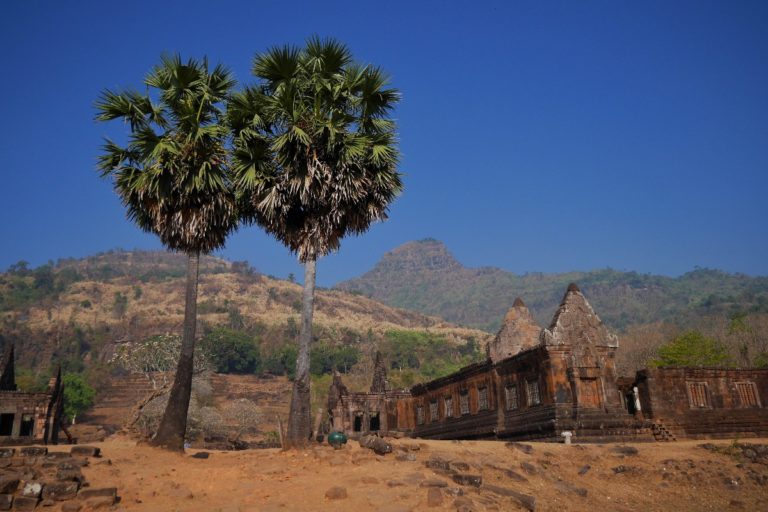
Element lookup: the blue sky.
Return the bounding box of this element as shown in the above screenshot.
[1,0,766,285]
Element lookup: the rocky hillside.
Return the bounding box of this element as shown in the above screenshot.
[0,249,490,373]
[337,239,768,332]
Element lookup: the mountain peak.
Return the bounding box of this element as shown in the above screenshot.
[377,239,462,274]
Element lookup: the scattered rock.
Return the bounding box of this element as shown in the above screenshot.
[70,447,100,458]
[395,452,416,462]
[40,498,54,507]
[0,478,18,494]
[419,479,448,488]
[57,468,85,483]
[61,503,82,512]
[325,486,347,500]
[444,487,464,497]
[11,495,38,511]
[426,488,443,507]
[42,481,79,501]
[360,436,393,455]
[78,488,117,501]
[191,452,210,459]
[520,462,537,475]
[504,469,528,482]
[451,474,482,487]
[506,442,533,455]
[386,480,405,487]
[578,465,591,475]
[484,485,536,511]
[450,462,470,471]
[452,496,475,512]
[21,482,42,498]
[19,447,47,457]
[554,480,587,497]
[611,446,639,456]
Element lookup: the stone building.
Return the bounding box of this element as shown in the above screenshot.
[332,283,768,442]
[327,352,412,438]
[0,344,64,445]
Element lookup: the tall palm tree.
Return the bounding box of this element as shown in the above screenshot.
[96,55,237,451]
[229,37,402,447]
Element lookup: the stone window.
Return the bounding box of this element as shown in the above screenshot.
[429,400,439,422]
[478,386,489,411]
[526,379,541,406]
[444,396,453,418]
[416,405,425,425]
[687,382,710,408]
[459,390,470,415]
[19,414,34,437]
[736,382,760,408]
[505,384,519,410]
[0,414,13,436]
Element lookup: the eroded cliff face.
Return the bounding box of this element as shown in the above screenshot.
[487,298,541,363]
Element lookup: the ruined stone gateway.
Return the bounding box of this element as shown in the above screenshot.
[329,284,768,442]
[0,344,64,445]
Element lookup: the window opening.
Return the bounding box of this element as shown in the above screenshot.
[505,384,519,410]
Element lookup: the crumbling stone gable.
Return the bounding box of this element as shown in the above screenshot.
[540,283,618,349]
[487,298,541,363]
[370,351,389,393]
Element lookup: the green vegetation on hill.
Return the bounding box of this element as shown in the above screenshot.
[337,239,768,333]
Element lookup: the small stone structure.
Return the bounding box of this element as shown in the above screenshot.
[327,352,412,438]
[332,284,768,443]
[0,345,64,446]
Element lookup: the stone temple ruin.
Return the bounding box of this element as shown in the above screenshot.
[329,284,768,442]
[0,344,64,445]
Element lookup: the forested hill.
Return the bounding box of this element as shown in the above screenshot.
[336,239,768,333]
[0,249,489,379]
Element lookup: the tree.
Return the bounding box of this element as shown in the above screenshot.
[96,55,237,451]
[651,330,733,368]
[200,327,261,374]
[62,374,96,423]
[229,37,402,447]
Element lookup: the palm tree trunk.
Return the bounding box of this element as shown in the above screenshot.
[286,255,316,448]
[150,250,199,451]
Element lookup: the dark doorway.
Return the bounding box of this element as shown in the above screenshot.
[19,414,34,437]
[353,415,362,432]
[0,414,14,436]
[625,393,636,415]
[369,413,380,431]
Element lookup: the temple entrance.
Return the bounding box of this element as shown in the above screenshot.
[353,414,363,432]
[369,413,380,431]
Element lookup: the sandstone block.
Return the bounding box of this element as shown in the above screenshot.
[451,474,482,487]
[61,503,82,512]
[0,478,18,494]
[426,488,443,507]
[419,479,448,488]
[484,485,536,511]
[78,488,117,500]
[83,497,114,510]
[19,447,46,457]
[69,446,100,458]
[42,481,79,501]
[0,494,10,510]
[10,496,38,511]
[0,450,14,459]
[324,486,347,500]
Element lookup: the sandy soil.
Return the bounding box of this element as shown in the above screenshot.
[54,436,768,512]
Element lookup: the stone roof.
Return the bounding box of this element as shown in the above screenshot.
[540,283,618,348]
[487,298,541,363]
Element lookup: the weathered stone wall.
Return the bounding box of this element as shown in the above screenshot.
[487,299,540,363]
[636,367,768,438]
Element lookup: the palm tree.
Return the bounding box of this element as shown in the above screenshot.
[96,55,237,451]
[229,37,402,447]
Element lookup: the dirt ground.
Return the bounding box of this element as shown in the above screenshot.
[50,436,768,512]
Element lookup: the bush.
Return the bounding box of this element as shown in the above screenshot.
[201,328,261,374]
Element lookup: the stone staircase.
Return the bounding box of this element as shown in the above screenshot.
[564,408,656,443]
[80,374,162,431]
[651,421,678,442]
